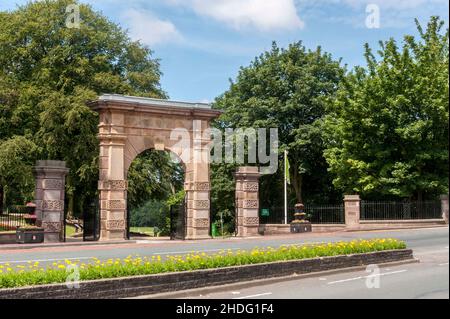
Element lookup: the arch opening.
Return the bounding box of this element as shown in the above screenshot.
[126,148,186,240]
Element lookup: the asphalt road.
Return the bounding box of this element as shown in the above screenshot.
[167,227,447,299]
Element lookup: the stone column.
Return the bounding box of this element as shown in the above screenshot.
[98,135,128,241]
[441,195,449,224]
[184,119,212,240]
[34,160,69,242]
[235,167,260,237]
[344,195,361,230]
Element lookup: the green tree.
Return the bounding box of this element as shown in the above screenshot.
[0,136,38,210]
[324,17,449,200]
[213,42,345,207]
[0,0,166,215]
[127,150,184,211]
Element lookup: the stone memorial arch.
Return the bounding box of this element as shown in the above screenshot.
[88,94,222,241]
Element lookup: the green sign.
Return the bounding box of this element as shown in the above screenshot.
[261,208,270,217]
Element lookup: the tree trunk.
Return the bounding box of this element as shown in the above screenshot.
[291,166,303,204]
[0,185,4,214]
[417,190,423,202]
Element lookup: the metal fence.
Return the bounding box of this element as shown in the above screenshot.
[361,200,442,220]
[0,206,35,231]
[260,204,345,224]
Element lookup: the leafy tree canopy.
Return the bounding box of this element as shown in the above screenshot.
[0,0,166,213]
[214,42,345,206]
[323,17,449,200]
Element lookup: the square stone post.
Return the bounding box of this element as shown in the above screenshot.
[344,195,361,230]
[441,195,449,224]
[98,134,128,241]
[184,119,212,240]
[33,160,69,242]
[235,167,260,237]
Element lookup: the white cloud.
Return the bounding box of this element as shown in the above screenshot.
[122,9,183,46]
[340,0,447,10]
[169,0,304,31]
[297,0,448,29]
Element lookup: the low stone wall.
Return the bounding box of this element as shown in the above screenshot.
[259,224,346,235]
[359,219,446,230]
[0,232,16,244]
[0,249,414,299]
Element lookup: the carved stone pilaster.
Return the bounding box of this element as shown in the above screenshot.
[234,167,261,237]
[33,160,69,243]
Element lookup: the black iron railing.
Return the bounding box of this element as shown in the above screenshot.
[0,205,35,232]
[306,204,345,224]
[260,204,345,224]
[361,200,442,220]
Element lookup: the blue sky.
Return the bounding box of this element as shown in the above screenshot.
[1,0,449,103]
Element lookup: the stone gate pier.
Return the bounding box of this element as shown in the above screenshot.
[235,166,261,237]
[33,160,69,242]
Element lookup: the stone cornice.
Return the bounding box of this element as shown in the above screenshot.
[88,99,223,121]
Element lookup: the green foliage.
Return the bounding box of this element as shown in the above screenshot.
[0,136,38,206]
[210,162,237,232]
[324,17,449,200]
[129,190,185,237]
[166,189,186,207]
[0,239,406,288]
[127,150,184,210]
[129,199,169,234]
[0,0,166,214]
[213,41,345,208]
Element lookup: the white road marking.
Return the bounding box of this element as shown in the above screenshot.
[0,257,93,264]
[233,292,273,299]
[327,270,407,285]
[231,292,241,295]
[438,262,449,266]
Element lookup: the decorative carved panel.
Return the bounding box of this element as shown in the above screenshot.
[42,221,62,232]
[106,200,126,210]
[42,200,63,211]
[194,200,210,209]
[106,219,125,230]
[99,180,128,190]
[194,218,209,228]
[244,217,259,226]
[243,182,259,192]
[243,200,258,209]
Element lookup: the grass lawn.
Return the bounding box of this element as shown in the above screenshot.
[65,225,79,238]
[130,227,155,237]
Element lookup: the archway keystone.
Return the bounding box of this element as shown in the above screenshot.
[89,94,222,241]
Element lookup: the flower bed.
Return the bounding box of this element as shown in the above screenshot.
[0,238,406,289]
